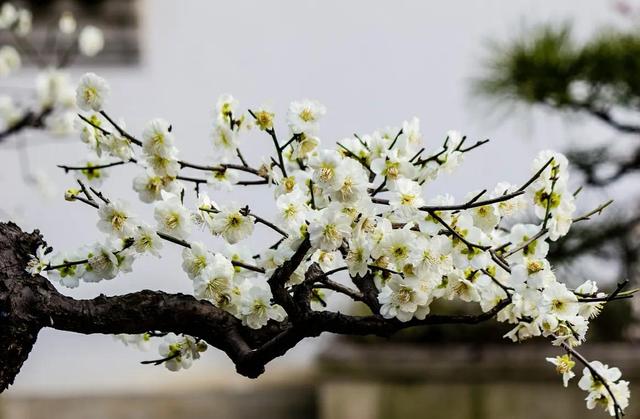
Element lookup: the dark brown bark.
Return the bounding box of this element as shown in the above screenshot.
[0,222,509,392]
[0,222,47,391]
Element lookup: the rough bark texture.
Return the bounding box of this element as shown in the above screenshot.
[0,222,509,392]
[0,222,47,390]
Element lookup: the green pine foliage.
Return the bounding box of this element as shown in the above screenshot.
[475,24,640,109]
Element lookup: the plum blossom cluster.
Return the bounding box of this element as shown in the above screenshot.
[546,354,630,416]
[0,2,104,138]
[25,72,633,417]
[155,333,208,371]
[115,333,209,371]
[578,361,630,416]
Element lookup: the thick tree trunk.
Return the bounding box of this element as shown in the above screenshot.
[0,222,48,391]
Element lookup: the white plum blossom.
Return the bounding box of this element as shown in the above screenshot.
[575,280,606,319]
[548,198,576,240]
[260,245,295,277]
[527,150,576,241]
[103,132,134,161]
[578,361,630,416]
[76,72,109,111]
[142,118,174,157]
[291,133,320,160]
[327,158,369,203]
[379,276,430,322]
[0,3,17,29]
[469,202,500,233]
[449,213,491,270]
[58,11,77,34]
[239,285,286,329]
[132,225,163,257]
[543,281,580,321]
[275,189,309,232]
[115,334,151,352]
[252,106,275,131]
[274,169,311,196]
[371,149,416,184]
[448,270,481,303]
[154,191,192,239]
[309,150,342,190]
[397,117,422,155]
[79,25,104,56]
[441,130,465,172]
[158,333,206,372]
[493,182,527,217]
[375,227,414,269]
[0,45,20,77]
[221,243,254,279]
[309,249,341,272]
[215,93,238,123]
[47,251,85,288]
[181,242,214,280]
[509,258,554,291]
[133,169,180,203]
[287,99,326,134]
[211,124,238,158]
[194,254,236,308]
[97,200,135,238]
[0,95,24,127]
[414,235,453,276]
[507,223,549,263]
[417,194,455,235]
[83,243,119,282]
[309,206,351,251]
[143,147,180,178]
[546,355,575,387]
[389,178,425,218]
[75,113,105,153]
[209,205,254,244]
[26,245,50,276]
[346,235,372,277]
[36,68,74,108]
[207,164,238,191]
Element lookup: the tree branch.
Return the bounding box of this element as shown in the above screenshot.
[0,222,512,391]
[0,107,52,143]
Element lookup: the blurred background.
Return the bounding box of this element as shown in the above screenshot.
[0,0,639,418]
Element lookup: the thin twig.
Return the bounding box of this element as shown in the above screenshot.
[457,138,490,153]
[387,129,403,150]
[573,200,614,224]
[99,111,142,146]
[240,207,289,238]
[140,352,180,366]
[58,160,133,172]
[518,157,554,192]
[248,109,287,177]
[502,229,548,259]
[367,264,404,277]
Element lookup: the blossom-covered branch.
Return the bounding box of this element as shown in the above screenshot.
[4,71,634,417]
